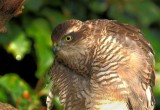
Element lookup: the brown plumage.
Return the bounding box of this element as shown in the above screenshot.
[46,19,155,110]
[0,0,25,32]
[0,102,17,110]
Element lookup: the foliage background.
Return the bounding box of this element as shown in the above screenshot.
[0,0,160,110]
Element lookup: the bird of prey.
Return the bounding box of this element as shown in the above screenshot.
[46,19,155,110]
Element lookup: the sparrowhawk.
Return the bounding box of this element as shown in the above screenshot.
[46,19,155,110]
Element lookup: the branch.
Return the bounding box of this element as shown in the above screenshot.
[0,0,25,33]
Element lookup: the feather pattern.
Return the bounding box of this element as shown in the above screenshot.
[47,19,155,110]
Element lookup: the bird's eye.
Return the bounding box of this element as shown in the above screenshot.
[64,35,72,42]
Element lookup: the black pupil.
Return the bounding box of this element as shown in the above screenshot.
[67,36,71,40]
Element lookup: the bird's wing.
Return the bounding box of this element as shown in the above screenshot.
[108,21,155,110]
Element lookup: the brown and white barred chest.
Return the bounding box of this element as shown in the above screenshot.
[88,33,146,110]
[48,61,91,110]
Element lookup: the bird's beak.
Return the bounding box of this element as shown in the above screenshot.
[53,42,57,47]
[53,42,60,54]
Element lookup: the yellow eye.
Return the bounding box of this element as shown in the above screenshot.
[64,36,72,42]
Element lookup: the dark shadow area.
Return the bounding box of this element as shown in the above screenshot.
[0,47,37,88]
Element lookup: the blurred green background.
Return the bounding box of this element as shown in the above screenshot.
[0,0,160,110]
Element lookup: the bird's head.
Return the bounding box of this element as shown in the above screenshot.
[51,19,95,75]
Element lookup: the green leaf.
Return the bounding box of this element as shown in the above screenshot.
[154,72,160,110]
[0,74,41,110]
[141,27,160,61]
[154,72,160,96]
[108,0,160,26]
[108,3,136,25]
[88,0,108,13]
[125,0,160,26]
[156,61,160,72]
[23,18,53,78]
[24,0,43,12]
[0,86,8,102]
[54,95,63,110]
[43,0,62,6]
[0,22,31,61]
[41,8,69,28]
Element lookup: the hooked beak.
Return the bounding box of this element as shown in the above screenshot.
[53,42,60,54]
